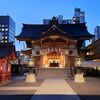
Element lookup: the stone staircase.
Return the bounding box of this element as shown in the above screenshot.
[36,68,70,79]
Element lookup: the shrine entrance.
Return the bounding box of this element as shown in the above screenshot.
[48,52,60,67]
[49,60,59,67]
[42,51,65,68]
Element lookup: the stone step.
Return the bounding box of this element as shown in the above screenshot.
[36,68,69,79]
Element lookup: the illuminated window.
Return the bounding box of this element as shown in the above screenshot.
[5,28,8,31]
[5,40,7,43]
[5,36,8,39]
[73,22,75,24]
[73,17,76,20]
[2,28,4,31]
[2,25,4,27]
[68,20,71,23]
[2,40,4,43]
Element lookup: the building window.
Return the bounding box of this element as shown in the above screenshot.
[5,32,8,35]
[5,40,7,43]
[2,25,4,27]
[73,17,76,20]
[2,36,4,39]
[72,21,75,24]
[5,25,8,27]
[2,28,4,31]
[2,40,4,43]
[5,28,8,31]
[5,36,8,39]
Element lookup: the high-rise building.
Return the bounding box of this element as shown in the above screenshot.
[80,11,85,23]
[74,8,81,17]
[0,16,15,44]
[43,19,50,25]
[43,15,69,25]
[43,8,85,25]
[73,8,85,24]
[57,15,63,24]
[0,32,3,42]
[93,26,100,42]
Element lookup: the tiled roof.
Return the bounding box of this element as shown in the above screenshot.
[16,21,94,41]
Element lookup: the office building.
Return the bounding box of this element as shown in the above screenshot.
[43,15,69,24]
[0,16,15,44]
[94,26,100,41]
[0,32,3,42]
[73,8,85,24]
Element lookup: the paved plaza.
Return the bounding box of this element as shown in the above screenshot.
[0,76,100,100]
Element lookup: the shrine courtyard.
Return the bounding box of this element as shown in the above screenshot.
[0,75,100,100]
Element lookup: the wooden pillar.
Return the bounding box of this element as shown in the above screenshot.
[65,55,69,67]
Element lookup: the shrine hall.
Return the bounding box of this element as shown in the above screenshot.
[16,17,94,68]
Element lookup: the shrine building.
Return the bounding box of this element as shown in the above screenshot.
[16,17,94,68]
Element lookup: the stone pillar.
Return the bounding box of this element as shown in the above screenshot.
[25,73,36,82]
[74,67,85,83]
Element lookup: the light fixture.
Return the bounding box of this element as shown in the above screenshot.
[86,52,89,55]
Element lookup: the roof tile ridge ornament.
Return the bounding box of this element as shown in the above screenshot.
[51,25,66,34]
[42,24,66,35]
[51,16,58,24]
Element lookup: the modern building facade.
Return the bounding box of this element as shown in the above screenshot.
[92,26,100,42]
[0,16,15,44]
[0,32,3,42]
[43,8,85,25]
[43,15,72,25]
[73,8,85,24]
[16,16,94,68]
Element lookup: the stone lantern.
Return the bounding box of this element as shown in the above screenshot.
[25,58,36,82]
[74,57,85,83]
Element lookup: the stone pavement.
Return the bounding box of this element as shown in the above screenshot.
[0,76,100,100]
[0,77,80,100]
[35,78,78,95]
[31,78,80,100]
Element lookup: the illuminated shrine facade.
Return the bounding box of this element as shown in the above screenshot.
[16,17,94,68]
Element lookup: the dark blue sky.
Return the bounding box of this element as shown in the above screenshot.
[0,0,100,50]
